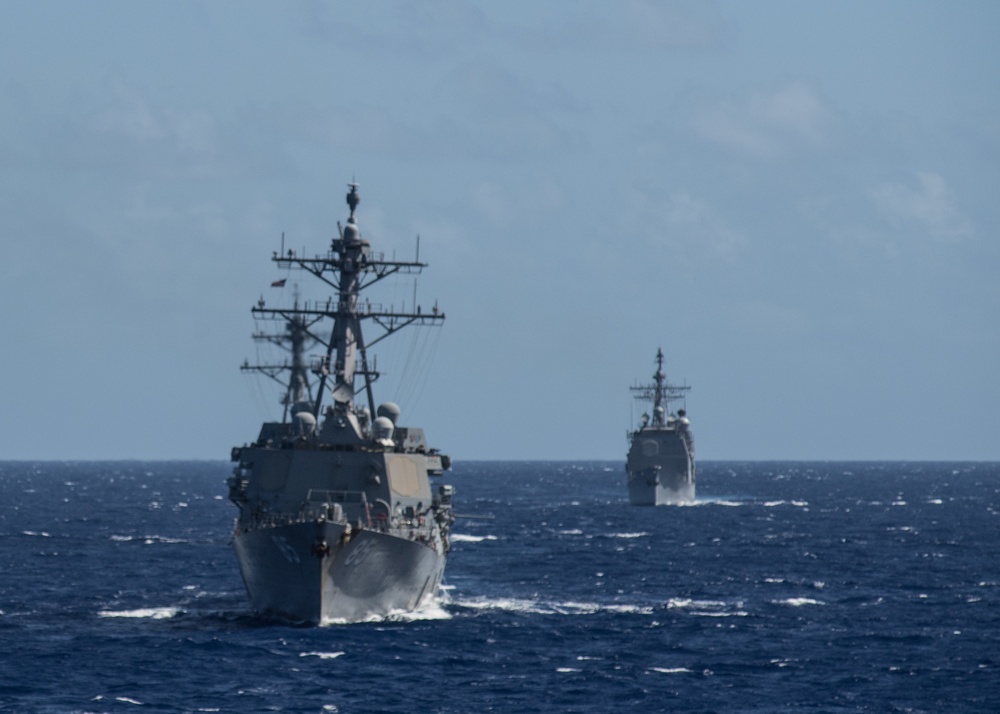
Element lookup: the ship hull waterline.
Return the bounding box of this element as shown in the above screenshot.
[626,466,695,506]
[626,428,695,506]
[232,520,445,624]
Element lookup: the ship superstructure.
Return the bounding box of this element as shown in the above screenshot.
[625,348,695,505]
[228,183,453,623]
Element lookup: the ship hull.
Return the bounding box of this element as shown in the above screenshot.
[232,520,445,624]
[626,428,695,506]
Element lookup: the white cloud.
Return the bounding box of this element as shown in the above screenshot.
[63,81,250,179]
[95,81,223,159]
[870,172,974,242]
[749,82,827,141]
[626,189,745,261]
[97,83,164,142]
[695,81,830,157]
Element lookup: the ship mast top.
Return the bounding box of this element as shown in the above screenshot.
[631,347,690,427]
[346,182,360,219]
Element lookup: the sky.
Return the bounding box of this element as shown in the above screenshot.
[1,0,997,462]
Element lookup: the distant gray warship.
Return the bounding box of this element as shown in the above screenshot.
[626,348,695,505]
[228,183,453,624]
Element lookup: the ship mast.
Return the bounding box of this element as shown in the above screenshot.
[250,183,445,420]
[631,347,690,427]
[241,289,317,423]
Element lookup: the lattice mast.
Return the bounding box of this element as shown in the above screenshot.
[631,347,690,427]
[250,183,445,420]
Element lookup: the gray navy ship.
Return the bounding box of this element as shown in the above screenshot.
[228,183,453,624]
[626,348,695,505]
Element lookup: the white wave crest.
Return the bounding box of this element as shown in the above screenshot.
[321,595,452,626]
[109,534,187,544]
[666,598,747,617]
[667,598,727,610]
[455,596,554,615]
[775,597,825,607]
[388,598,452,622]
[98,607,180,620]
[687,499,742,507]
[455,596,653,617]
[604,603,655,615]
[450,534,498,543]
[300,651,345,659]
[650,667,692,674]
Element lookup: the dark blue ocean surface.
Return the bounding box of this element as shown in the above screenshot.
[0,461,997,713]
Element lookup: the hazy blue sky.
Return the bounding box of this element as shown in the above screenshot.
[1,1,997,461]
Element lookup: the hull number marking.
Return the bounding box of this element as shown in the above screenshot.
[344,539,374,566]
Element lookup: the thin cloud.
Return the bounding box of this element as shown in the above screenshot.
[626,189,745,261]
[522,0,732,53]
[870,172,974,242]
[694,81,830,158]
[43,80,268,180]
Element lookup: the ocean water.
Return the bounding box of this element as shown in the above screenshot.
[0,460,997,713]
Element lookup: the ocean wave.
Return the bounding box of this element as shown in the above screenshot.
[91,696,145,706]
[775,597,825,607]
[300,651,345,659]
[98,607,181,620]
[707,499,743,507]
[686,498,742,507]
[666,598,748,617]
[649,667,692,674]
[109,534,188,544]
[603,603,655,615]
[454,597,653,617]
[321,597,452,626]
[454,596,560,616]
[450,534,498,543]
[389,598,452,622]
[667,598,728,609]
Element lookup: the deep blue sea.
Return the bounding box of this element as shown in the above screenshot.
[1,461,997,713]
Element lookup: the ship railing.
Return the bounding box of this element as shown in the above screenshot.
[237,512,301,533]
[253,294,426,319]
